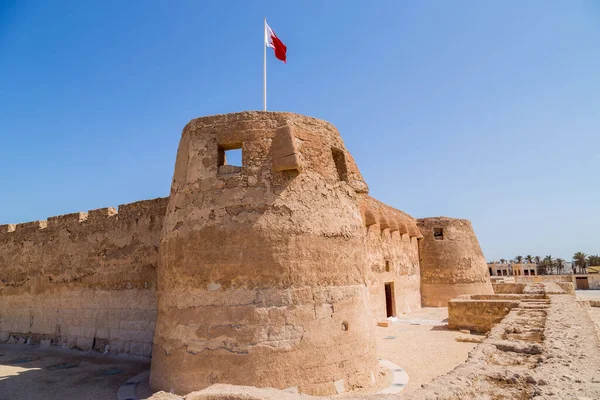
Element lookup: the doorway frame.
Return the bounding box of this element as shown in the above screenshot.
[384,282,396,318]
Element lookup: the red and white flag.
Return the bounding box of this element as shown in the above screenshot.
[265,21,287,63]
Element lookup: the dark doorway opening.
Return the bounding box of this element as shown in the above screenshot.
[576,277,589,290]
[384,282,395,318]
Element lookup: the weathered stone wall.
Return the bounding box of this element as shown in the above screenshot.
[151,112,379,396]
[417,217,493,306]
[557,282,575,294]
[492,283,525,294]
[0,110,494,396]
[515,274,600,289]
[360,197,421,321]
[448,297,522,333]
[0,197,167,355]
[515,274,572,283]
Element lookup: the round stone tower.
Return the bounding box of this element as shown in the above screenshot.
[150,112,378,395]
[417,217,493,306]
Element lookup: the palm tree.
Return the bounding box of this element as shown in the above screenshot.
[573,252,587,274]
[515,255,523,264]
[499,258,506,264]
[544,255,553,274]
[587,255,600,267]
[525,255,533,264]
[555,258,565,275]
[534,255,541,265]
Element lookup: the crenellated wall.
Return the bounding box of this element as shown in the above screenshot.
[0,110,493,397]
[360,196,422,321]
[0,197,168,355]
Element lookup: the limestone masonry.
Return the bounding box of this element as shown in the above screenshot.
[0,111,492,395]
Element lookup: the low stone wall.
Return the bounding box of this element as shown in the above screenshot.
[492,283,525,294]
[556,282,575,295]
[405,284,600,399]
[448,298,521,333]
[469,294,543,301]
[515,275,572,283]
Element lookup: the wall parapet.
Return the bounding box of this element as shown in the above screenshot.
[0,197,168,239]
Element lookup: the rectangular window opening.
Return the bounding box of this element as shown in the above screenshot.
[331,147,348,182]
[218,145,242,175]
[385,260,390,272]
[433,228,444,240]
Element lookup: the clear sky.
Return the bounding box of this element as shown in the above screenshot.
[1,1,599,262]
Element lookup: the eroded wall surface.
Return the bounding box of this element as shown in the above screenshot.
[151,112,379,396]
[417,217,493,306]
[0,198,167,355]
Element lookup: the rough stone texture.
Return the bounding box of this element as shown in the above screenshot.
[360,197,422,320]
[417,217,493,306]
[448,295,529,333]
[148,283,600,400]
[404,283,600,400]
[150,112,380,396]
[0,197,167,355]
[493,283,525,294]
[557,282,575,295]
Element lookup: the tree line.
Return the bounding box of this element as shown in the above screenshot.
[489,253,600,275]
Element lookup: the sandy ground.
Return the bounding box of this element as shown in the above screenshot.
[0,344,149,400]
[577,289,600,300]
[375,307,478,395]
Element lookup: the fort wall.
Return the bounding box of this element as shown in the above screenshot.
[151,112,379,396]
[0,197,168,355]
[360,197,421,321]
[0,110,495,397]
[417,217,493,306]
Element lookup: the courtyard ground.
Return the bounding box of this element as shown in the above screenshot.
[0,307,477,399]
[576,289,600,300]
[375,307,478,395]
[0,343,149,400]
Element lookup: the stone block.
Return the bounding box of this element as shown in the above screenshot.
[129,341,145,356]
[272,124,302,172]
[0,331,10,342]
[142,342,153,357]
[334,379,345,394]
[315,304,333,319]
[76,337,93,350]
[40,339,51,349]
[377,321,389,327]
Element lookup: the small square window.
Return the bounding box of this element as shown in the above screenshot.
[218,144,242,175]
[433,228,443,240]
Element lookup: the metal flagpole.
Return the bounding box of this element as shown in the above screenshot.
[263,18,267,111]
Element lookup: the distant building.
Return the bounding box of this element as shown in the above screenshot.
[512,263,538,276]
[488,263,512,276]
[487,263,538,276]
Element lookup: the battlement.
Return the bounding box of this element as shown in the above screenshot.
[0,197,168,238]
[359,196,420,239]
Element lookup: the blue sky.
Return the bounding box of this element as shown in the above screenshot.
[1,1,599,261]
